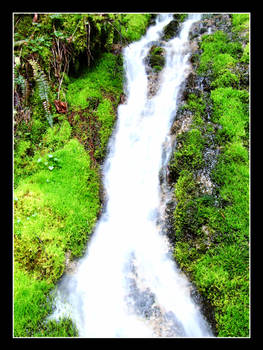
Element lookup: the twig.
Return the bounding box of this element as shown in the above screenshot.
[70,19,82,42]
[57,62,68,100]
[84,18,93,66]
[106,20,130,46]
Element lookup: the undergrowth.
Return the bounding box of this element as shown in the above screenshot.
[171,13,249,337]
[13,13,151,337]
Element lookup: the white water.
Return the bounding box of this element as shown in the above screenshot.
[49,13,214,338]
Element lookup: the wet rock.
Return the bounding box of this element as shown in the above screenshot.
[148,46,165,71]
[134,289,156,318]
[147,72,160,97]
[171,110,193,136]
[162,19,181,40]
[189,21,202,40]
[181,71,198,100]
[64,251,78,274]
[196,172,214,195]
[200,14,232,36]
[236,62,249,89]
[144,44,165,97]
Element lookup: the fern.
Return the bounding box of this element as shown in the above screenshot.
[29,59,53,127]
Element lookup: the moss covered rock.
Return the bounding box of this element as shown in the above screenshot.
[148,46,165,72]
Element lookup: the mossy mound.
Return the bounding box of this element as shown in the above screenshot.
[14,136,100,336]
[148,46,165,72]
[162,14,187,40]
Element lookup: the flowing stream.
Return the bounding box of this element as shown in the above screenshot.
[49,13,214,338]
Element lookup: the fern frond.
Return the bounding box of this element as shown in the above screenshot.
[29,59,53,127]
[38,73,49,101]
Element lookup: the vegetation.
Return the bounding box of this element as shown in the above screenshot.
[171,14,249,337]
[66,52,123,162]
[13,12,151,337]
[14,135,100,336]
[13,13,249,338]
[148,45,166,72]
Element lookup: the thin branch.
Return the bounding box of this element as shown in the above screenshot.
[84,18,93,66]
[106,20,130,46]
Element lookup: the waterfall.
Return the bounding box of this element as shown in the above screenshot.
[49,13,214,338]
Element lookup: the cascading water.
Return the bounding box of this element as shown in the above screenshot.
[49,13,214,338]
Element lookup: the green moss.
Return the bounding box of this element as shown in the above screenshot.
[13,262,53,337]
[172,19,249,337]
[14,140,38,188]
[148,45,165,72]
[212,53,237,75]
[162,14,187,40]
[30,118,47,144]
[65,52,123,162]
[67,80,102,110]
[212,143,249,244]
[173,241,192,270]
[216,295,249,337]
[14,138,100,279]
[42,120,72,150]
[34,139,100,254]
[241,42,249,63]
[14,136,101,336]
[14,262,78,337]
[67,53,123,110]
[120,14,151,42]
[186,93,206,114]
[232,14,249,37]
[171,128,204,176]
[14,184,65,283]
[198,31,242,78]
[193,243,249,337]
[211,70,239,88]
[174,169,197,202]
[14,121,73,188]
[210,87,249,141]
[34,318,78,337]
[173,169,201,239]
[95,98,115,160]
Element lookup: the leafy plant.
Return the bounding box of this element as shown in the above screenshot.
[29,59,53,127]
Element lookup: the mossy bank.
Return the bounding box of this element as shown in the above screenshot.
[169,14,249,337]
[13,13,151,337]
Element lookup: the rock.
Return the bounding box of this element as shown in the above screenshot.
[147,72,160,97]
[147,45,165,73]
[111,43,123,55]
[162,19,181,40]
[64,251,78,274]
[189,21,202,40]
[181,71,198,100]
[171,111,193,136]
